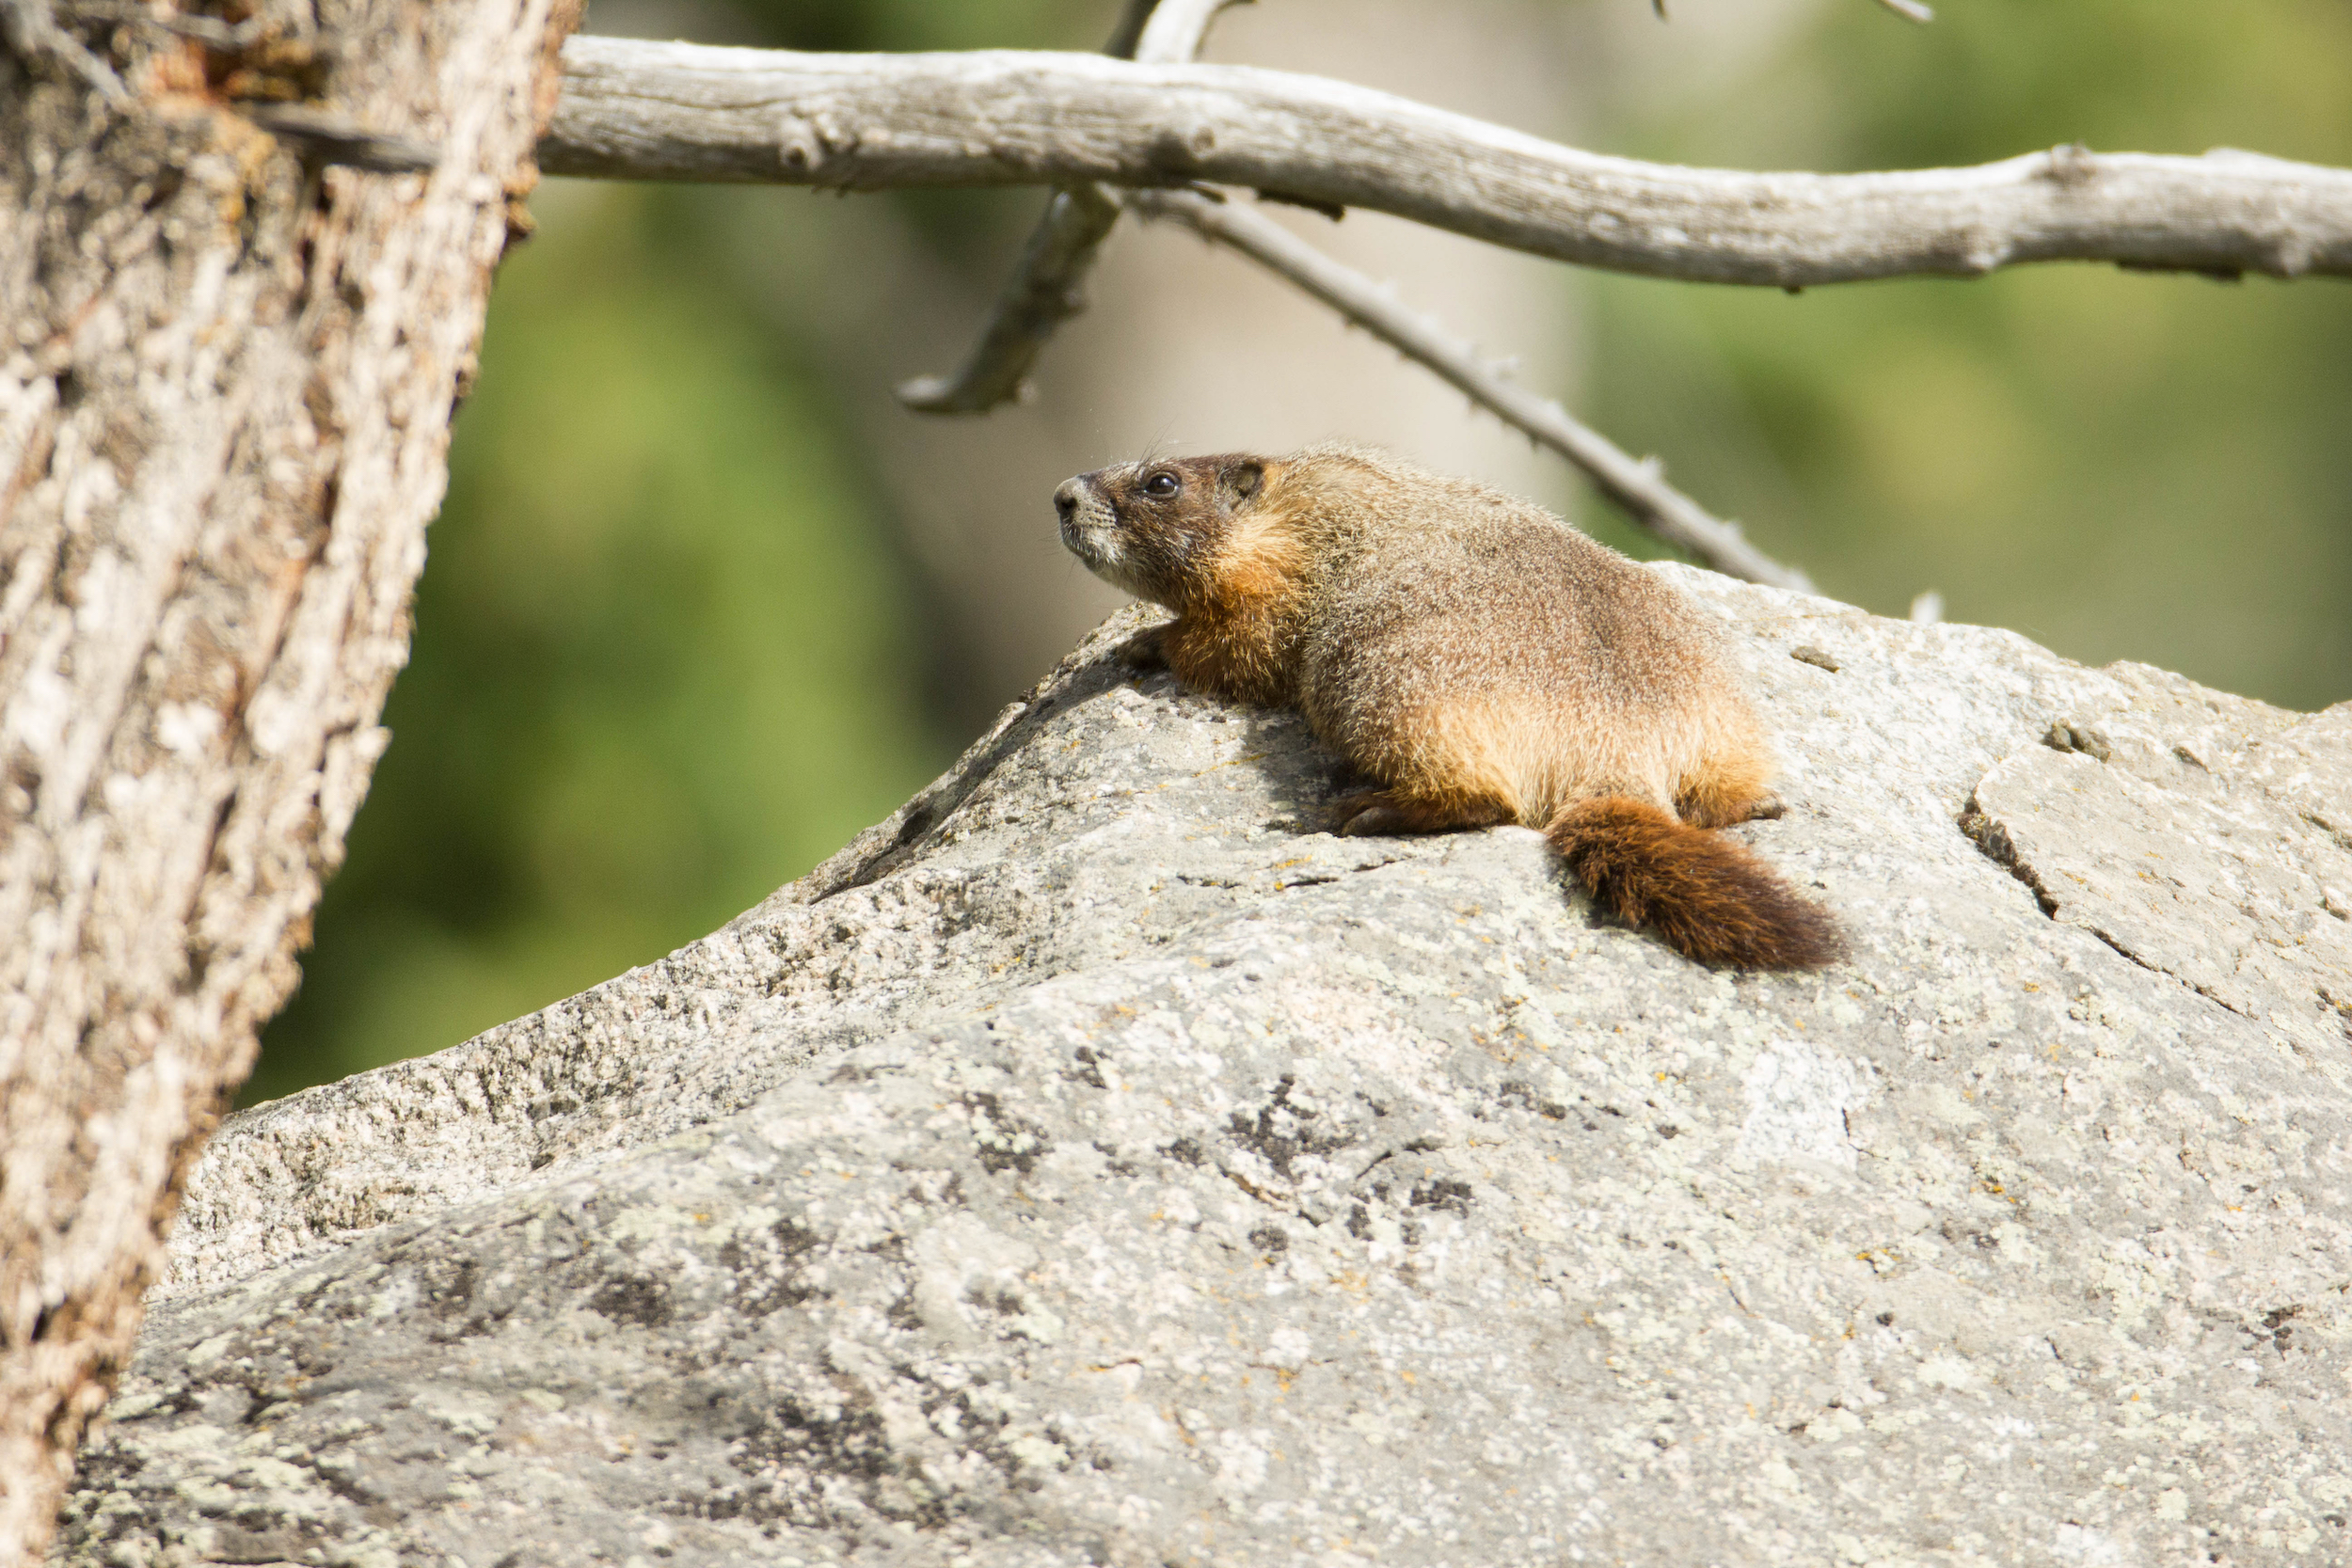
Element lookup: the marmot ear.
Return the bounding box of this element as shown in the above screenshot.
[1223,460,1264,506]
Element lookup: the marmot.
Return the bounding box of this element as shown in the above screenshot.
[1053,444,1840,970]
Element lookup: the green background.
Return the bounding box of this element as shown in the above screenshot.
[243,0,2352,1104]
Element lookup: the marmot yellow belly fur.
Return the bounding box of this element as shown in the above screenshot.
[1054,443,1840,970]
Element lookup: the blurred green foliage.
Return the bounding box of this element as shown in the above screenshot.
[243,183,947,1102]
[248,0,2352,1103]
[1580,0,2352,712]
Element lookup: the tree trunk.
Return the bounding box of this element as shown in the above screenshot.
[0,0,577,1553]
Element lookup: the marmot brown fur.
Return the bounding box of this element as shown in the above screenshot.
[1054,443,1840,970]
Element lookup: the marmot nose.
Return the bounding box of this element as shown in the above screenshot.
[1053,480,1080,525]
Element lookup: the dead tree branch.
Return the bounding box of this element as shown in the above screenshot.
[897,0,1246,414]
[893,185,1122,412]
[0,0,129,100]
[1130,189,1811,591]
[543,40,2352,286]
[1131,0,1248,63]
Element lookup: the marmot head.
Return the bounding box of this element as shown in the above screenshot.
[1054,453,1266,608]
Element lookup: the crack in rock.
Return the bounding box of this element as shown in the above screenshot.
[1965,699,2352,1051]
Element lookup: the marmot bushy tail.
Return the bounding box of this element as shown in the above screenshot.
[1053,442,1843,970]
[1549,797,1843,970]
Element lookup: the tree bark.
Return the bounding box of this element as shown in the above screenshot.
[0,0,578,1555]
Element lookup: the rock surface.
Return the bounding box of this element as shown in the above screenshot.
[56,572,2352,1568]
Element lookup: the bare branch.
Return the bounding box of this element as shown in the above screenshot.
[894,183,1121,411]
[1128,189,1812,591]
[243,103,444,174]
[897,0,1248,415]
[1100,0,1159,59]
[0,0,129,102]
[1134,0,1248,63]
[543,41,2352,286]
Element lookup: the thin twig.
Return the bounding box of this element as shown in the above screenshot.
[897,0,1248,414]
[243,103,443,174]
[0,0,129,102]
[1127,188,1813,592]
[893,183,1121,411]
[60,0,264,48]
[544,42,2352,287]
[1133,0,1247,63]
[1100,0,1159,59]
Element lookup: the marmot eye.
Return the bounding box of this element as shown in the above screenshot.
[1142,471,1180,499]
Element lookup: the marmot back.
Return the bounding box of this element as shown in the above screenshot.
[1054,444,1840,969]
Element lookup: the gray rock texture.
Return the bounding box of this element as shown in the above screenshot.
[56,571,2352,1568]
